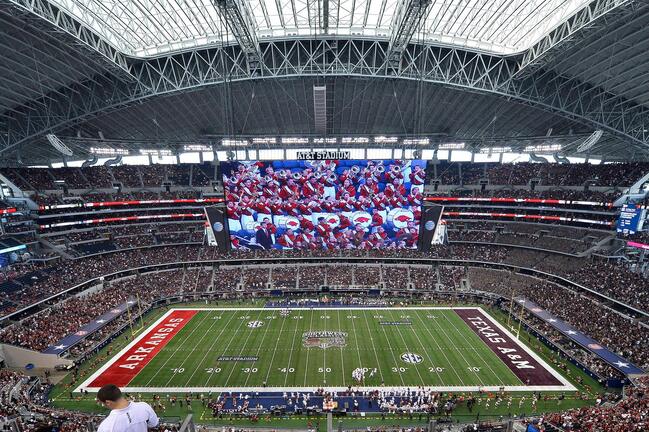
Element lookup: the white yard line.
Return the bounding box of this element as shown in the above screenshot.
[222,309,266,387]
[263,311,288,385]
[402,310,444,383]
[181,311,238,386]
[109,384,575,394]
[375,311,406,386]
[163,311,227,387]
[243,311,277,387]
[386,309,426,387]
[143,311,214,387]
[416,308,483,385]
[80,307,575,393]
[360,310,385,383]
[282,312,302,387]
[302,311,315,386]
[349,306,366,376]
[322,311,328,384]
[440,310,508,387]
[335,310,346,385]
[412,310,467,386]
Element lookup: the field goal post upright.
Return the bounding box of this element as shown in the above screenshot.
[178,414,196,432]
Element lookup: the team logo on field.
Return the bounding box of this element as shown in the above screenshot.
[247,321,264,328]
[401,353,423,364]
[302,331,347,349]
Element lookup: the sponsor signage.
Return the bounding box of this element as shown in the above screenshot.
[627,240,649,250]
[617,204,645,234]
[517,298,645,375]
[217,356,259,361]
[302,331,347,349]
[297,151,351,160]
[43,300,134,354]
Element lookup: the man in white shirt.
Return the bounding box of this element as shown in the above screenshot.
[97,384,159,432]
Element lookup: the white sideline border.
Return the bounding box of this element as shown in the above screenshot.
[76,307,576,393]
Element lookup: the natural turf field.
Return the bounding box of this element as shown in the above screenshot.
[79,307,573,393]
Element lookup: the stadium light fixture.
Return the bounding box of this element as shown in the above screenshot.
[342,137,370,144]
[404,138,430,145]
[183,144,213,152]
[313,138,337,144]
[281,137,309,144]
[46,134,74,156]
[140,149,173,156]
[479,146,512,154]
[438,142,465,150]
[374,136,399,144]
[524,144,562,153]
[222,139,249,146]
[252,137,277,144]
[89,147,129,156]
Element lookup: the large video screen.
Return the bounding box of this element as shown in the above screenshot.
[222,159,427,250]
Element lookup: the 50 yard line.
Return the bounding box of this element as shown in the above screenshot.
[360,309,385,383]
[302,310,315,387]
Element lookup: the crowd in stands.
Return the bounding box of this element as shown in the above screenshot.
[3,161,648,195]
[546,375,649,431]
[1,164,216,192]
[0,269,203,351]
[467,268,649,371]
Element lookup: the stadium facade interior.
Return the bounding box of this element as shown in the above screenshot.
[1,0,649,431]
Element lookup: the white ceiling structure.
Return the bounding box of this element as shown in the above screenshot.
[49,0,592,57]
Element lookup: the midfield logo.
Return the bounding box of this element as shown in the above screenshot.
[302,331,348,349]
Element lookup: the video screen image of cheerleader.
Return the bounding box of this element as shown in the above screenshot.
[221,159,428,251]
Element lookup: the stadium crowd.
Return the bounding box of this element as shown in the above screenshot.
[546,375,649,431]
[467,268,649,371]
[4,161,646,193]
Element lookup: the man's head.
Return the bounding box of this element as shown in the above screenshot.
[97,384,124,409]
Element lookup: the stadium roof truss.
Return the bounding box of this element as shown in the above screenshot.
[1,0,649,162]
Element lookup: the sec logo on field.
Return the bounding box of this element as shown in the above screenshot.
[247,321,264,328]
[401,353,423,364]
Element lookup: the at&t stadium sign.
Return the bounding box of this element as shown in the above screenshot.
[297,151,350,160]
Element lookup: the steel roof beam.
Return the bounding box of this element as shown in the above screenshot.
[386,0,432,66]
[3,0,132,78]
[213,0,261,67]
[2,39,649,158]
[515,0,636,78]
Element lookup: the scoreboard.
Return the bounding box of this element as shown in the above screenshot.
[617,204,645,235]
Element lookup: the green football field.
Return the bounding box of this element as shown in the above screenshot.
[79,307,573,393]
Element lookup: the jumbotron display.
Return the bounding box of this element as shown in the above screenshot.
[222,159,427,250]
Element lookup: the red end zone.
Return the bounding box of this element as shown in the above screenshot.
[88,310,197,387]
[456,309,562,386]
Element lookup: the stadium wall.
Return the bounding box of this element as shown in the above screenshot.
[1,344,73,369]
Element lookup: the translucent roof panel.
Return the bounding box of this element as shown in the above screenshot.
[47,0,592,58]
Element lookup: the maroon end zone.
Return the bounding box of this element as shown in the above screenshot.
[455,309,562,386]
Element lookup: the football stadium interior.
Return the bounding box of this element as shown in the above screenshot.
[1,0,649,431]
